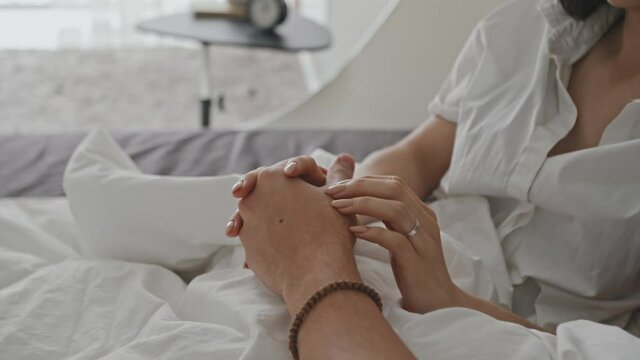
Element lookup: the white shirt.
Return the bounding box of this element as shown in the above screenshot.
[429,0,640,333]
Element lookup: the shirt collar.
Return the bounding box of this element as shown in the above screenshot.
[538,0,624,63]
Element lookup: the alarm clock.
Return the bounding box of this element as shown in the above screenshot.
[245,0,287,31]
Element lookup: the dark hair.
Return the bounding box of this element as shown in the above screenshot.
[559,0,607,20]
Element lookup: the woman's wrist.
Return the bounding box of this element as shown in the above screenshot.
[450,285,473,309]
[406,284,470,314]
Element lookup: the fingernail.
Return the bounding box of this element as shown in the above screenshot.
[325,183,347,195]
[225,220,235,234]
[284,161,298,174]
[243,261,250,269]
[331,199,353,208]
[350,226,368,234]
[231,180,244,193]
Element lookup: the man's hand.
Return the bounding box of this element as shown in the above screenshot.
[231,155,328,199]
[235,167,360,315]
[225,154,356,237]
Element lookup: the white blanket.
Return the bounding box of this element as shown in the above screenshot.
[2,198,639,359]
[1,132,638,359]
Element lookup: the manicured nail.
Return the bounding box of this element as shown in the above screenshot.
[350,226,368,234]
[284,161,298,174]
[225,220,235,234]
[325,183,347,195]
[231,180,244,193]
[331,199,353,208]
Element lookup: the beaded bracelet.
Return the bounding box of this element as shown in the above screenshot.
[288,280,383,360]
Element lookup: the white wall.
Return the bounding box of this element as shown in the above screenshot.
[259,0,506,130]
[303,0,394,88]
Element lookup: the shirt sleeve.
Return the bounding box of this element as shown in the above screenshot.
[428,25,486,123]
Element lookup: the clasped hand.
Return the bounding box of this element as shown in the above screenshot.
[226,155,361,316]
[225,154,463,315]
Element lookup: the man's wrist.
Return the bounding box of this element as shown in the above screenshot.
[282,260,361,317]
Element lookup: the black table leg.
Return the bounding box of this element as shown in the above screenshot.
[199,42,213,129]
[201,98,211,128]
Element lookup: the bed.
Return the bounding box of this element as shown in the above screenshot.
[1,129,637,360]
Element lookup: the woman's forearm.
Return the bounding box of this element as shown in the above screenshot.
[355,143,433,198]
[355,116,456,200]
[456,288,553,334]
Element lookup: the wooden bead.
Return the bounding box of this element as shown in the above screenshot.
[288,281,383,360]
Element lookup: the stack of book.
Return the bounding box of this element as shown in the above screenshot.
[190,0,247,17]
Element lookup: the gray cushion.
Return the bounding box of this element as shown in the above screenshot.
[0,129,409,197]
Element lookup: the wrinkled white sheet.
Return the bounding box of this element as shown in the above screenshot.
[2,199,639,359]
[63,130,240,272]
[1,135,639,358]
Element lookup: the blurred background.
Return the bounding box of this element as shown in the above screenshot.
[0,0,503,132]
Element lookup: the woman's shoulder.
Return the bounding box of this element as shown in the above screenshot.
[429,0,553,123]
[475,0,549,48]
[463,0,551,90]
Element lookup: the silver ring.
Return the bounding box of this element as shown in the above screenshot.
[405,218,420,238]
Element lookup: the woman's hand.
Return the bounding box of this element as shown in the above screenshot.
[325,175,464,314]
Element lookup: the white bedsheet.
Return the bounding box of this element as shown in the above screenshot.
[1,133,638,360]
[2,196,639,359]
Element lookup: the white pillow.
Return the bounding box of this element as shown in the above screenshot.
[63,130,240,271]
